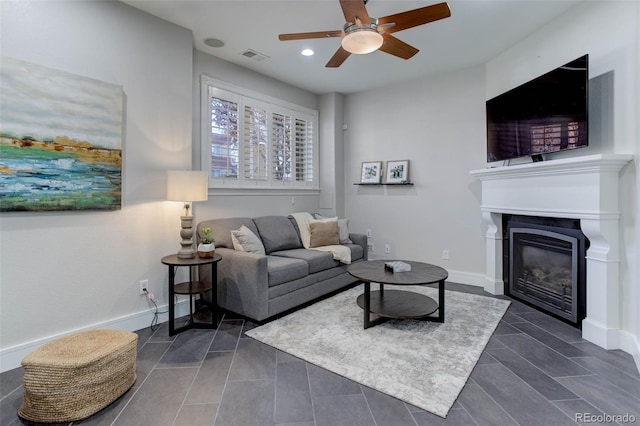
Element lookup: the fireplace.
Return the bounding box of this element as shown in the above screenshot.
[470,153,632,349]
[504,216,588,326]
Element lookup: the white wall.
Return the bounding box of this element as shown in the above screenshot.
[343,0,639,366]
[191,51,325,221]
[343,66,488,285]
[635,1,640,372]
[0,1,194,371]
[318,93,346,218]
[1,0,637,373]
[191,1,640,368]
[486,0,639,369]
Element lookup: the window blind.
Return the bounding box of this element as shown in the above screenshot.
[209,96,239,178]
[202,76,318,190]
[244,105,268,181]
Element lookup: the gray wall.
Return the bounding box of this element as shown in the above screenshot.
[0,0,194,368]
[343,1,639,366]
[1,0,637,371]
[191,50,324,221]
[343,66,488,285]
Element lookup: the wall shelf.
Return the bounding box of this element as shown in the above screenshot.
[353,182,414,186]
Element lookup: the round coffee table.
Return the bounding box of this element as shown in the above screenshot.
[348,260,448,329]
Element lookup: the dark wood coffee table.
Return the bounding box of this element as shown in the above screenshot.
[348,260,448,329]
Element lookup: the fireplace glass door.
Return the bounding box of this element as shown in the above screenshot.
[509,226,580,323]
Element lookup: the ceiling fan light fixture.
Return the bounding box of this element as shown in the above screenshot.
[341,29,383,54]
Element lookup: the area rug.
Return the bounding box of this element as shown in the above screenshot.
[246,284,510,418]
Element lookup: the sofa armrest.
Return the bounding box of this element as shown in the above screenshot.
[349,233,368,261]
[199,247,270,321]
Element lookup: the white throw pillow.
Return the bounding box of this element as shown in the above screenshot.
[230,225,265,255]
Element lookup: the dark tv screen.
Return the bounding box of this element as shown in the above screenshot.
[486,55,588,162]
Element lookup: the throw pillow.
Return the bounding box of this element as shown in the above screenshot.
[253,216,303,254]
[309,220,340,248]
[314,214,352,244]
[231,225,266,255]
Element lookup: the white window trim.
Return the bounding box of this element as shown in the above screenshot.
[200,75,319,191]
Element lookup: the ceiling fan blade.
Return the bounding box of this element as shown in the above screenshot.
[379,34,419,60]
[279,30,343,41]
[326,47,351,68]
[378,2,451,34]
[339,0,371,24]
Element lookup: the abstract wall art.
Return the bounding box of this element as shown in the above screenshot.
[0,57,124,212]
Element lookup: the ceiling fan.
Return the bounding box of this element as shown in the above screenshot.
[278,0,451,68]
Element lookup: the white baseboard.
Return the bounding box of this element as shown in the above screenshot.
[582,318,619,349]
[619,329,640,374]
[446,270,487,288]
[4,285,637,376]
[0,300,190,373]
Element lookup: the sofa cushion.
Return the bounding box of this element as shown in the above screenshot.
[268,264,349,299]
[266,256,308,287]
[271,249,339,274]
[198,218,258,249]
[309,220,340,248]
[231,225,265,255]
[253,216,303,254]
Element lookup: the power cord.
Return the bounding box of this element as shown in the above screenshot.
[143,288,167,331]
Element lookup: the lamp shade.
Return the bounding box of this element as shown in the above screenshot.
[167,170,208,202]
[341,30,383,54]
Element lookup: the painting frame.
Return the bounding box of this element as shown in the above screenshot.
[360,161,382,184]
[385,160,410,184]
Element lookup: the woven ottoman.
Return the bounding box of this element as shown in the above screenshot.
[19,329,137,423]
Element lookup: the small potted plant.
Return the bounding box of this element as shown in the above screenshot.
[197,227,215,258]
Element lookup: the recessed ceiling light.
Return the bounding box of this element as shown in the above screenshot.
[204,38,225,48]
[301,49,314,56]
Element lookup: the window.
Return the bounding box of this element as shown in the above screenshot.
[201,76,318,190]
[530,121,584,154]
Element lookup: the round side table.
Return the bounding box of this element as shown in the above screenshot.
[161,253,222,336]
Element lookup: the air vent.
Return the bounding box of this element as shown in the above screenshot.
[241,49,269,61]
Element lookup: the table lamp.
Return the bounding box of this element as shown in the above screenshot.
[167,170,208,258]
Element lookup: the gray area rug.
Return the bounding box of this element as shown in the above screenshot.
[246,284,510,418]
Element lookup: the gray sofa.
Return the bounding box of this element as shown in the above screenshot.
[197,215,367,321]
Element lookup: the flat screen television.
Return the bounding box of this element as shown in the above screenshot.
[486,54,588,163]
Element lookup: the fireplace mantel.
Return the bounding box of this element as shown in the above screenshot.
[470,153,633,349]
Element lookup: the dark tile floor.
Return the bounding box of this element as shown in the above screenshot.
[1,283,639,426]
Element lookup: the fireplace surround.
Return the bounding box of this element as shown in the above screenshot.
[470,153,632,349]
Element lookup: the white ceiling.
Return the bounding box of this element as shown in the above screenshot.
[121,0,583,95]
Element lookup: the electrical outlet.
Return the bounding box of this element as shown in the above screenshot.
[384,244,391,254]
[139,279,149,295]
[442,250,449,260]
[367,243,375,252]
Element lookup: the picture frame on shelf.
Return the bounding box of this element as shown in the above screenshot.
[360,161,382,184]
[385,160,410,184]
